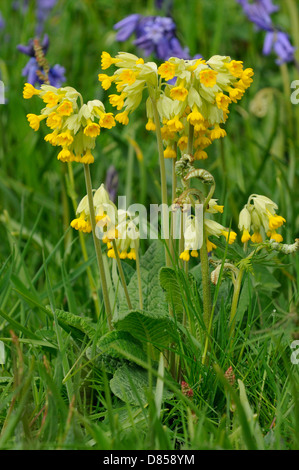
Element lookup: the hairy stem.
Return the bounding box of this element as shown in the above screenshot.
[83,164,112,330]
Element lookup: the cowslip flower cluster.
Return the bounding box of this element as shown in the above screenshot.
[156,55,253,160]
[98,51,159,127]
[98,52,253,162]
[179,199,237,261]
[237,0,295,64]
[71,185,140,261]
[23,83,116,164]
[113,14,190,61]
[71,184,116,234]
[238,194,286,244]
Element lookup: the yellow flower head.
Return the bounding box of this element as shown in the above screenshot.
[158,61,176,81]
[117,69,137,86]
[226,60,244,78]
[42,91,61,108]
[23,83,41,99]
[99,113,116,129]
[109,93,126,110]
[145,118,156,131]
[98,74,115,90]
[170,82,189,101]
[187,105,205,126]
[166,115,184,133]
[84,119,101,137]
[210,125,227,140]
[26,113,45,131]
[56,100,73,116]
[222,230,237,244]
[81,149,95,164]
[206,239,217,253]
[179,250,190,262]
[268,214,286,230]
[215,92,231,111]
[101,51,120,70]
[241,229,251,243]
[46,112,62,130]
[251,231,263,244]
[199,69,218,88]
[164,145,177,159]
[177,135,188,151]
[115,110,129,125]
[56,130,74,147]
[194,149,208,160]
[44,131,59,146]
[57,147,75,163]
[268,231,283,243]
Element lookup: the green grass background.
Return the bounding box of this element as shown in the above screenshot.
[0,0,298,450]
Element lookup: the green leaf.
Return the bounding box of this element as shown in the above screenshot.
[110,363,173,406]
[50,308,97,341]
[114,309,176,352]
[86,330,147,372]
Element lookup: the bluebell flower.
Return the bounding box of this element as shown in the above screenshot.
[237,0,295,64]
[0,11,5,30]
[105,165,118,203]
[17,35,66,87]
[36,0,58,35]
[114,14,190,60]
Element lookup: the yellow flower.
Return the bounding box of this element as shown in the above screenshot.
[99,113,116,129]
[170,83,189,102]
[215,92,231,111]
[46,112,62,130]
[115,110,129,125]
[42,91,61,108]
[206,239,217,252]
[158,61,176,81]
[268,231,283,243]
[164,145,177,159]
[251,231,263,243]
[56,100,73,116]
[23,83,41,99]
[145,118,156,131]
[241,229,251,243]
[81,149,95,164]
[127,249,136,260]
[117,69,137,86]
[194,149,208,160]
[268,214,286,230]
[177,135,188,151]
[225,60,244,78]
[166,115,184,132]
[194,136,212,149]
[228,86,244,103]
[101,51,120,70]
[44,131,59,146]
[84,119,101,137]
[71,214,92,233]
[57,147,75,163]
[199,69,218,87]
[180,250,190,262]
[190,250,199,258]
[187,105,204,126]
[98,74,115,90]
[210,125,226,140]
[221,230,237,244]
[109,93,126,110]
[56,130,74,147]
[26,113,46,131]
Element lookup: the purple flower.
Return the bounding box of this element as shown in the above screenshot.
[237,0,295,64]
[21,57,66,87]
[18,35,66,87]
[36,0,58,35]
[105,166,119,203]
[263,30,296,65]
[114,14,190,60]
[0,11,5,30]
